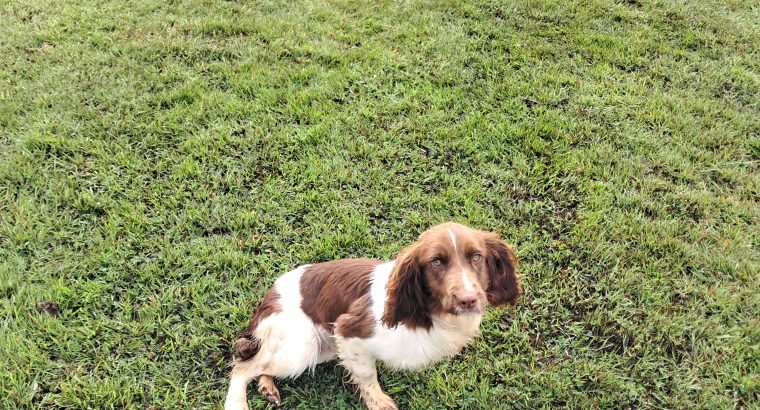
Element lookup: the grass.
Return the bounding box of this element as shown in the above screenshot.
[1,0,758,408]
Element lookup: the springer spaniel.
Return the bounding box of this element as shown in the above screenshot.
[224,222,520,410]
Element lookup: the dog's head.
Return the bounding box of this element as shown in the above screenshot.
[382,222,520,329]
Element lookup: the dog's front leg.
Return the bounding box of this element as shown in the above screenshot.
[335,336,397,410]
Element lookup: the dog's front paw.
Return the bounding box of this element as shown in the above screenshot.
[258,379,281,406]
[364,393,397,410]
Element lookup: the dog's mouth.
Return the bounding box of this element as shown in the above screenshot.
[451,302,485,315]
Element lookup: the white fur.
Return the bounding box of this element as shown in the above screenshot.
[225,265,335,410]
[334,333,397,409]
[447,229,476,293]
[447,229,457,251]
[461,270,475,292]
[256,265,336,377]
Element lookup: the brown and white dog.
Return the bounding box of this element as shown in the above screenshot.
[224,222,520,410]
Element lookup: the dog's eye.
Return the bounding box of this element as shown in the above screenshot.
[472,254,482,262]
[431,258,443,266]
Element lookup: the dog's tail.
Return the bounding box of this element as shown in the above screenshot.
[232,287,281,362]
[234,335,260,361]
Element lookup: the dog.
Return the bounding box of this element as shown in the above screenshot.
[224,222,520,410]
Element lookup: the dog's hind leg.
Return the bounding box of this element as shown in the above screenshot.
[225,313,322,409]
[225,346,284,409]
[224,360,279,408]
[226,353,274,410]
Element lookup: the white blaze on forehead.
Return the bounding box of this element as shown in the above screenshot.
[447,229,457,251]
[449,228,475,291]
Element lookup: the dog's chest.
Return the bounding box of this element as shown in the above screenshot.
[367,314,482,370]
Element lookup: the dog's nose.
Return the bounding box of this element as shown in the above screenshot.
[455,292,478,310]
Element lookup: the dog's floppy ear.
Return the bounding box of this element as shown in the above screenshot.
[482,232,521,306]
[381,243,432,329]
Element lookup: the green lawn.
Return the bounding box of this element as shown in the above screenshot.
[1,0,758,408]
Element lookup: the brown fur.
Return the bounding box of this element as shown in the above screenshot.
[335,295,375,339]
[235,287,282,361]
[381,242,434,330]
[482,233,521,306]
[300,259,381,330]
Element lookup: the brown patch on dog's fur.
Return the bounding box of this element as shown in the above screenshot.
[300,259,380,330]
[482,232,521,306]
[235,287,282,361]
[335,295,375,339]
[382,242,434,330]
